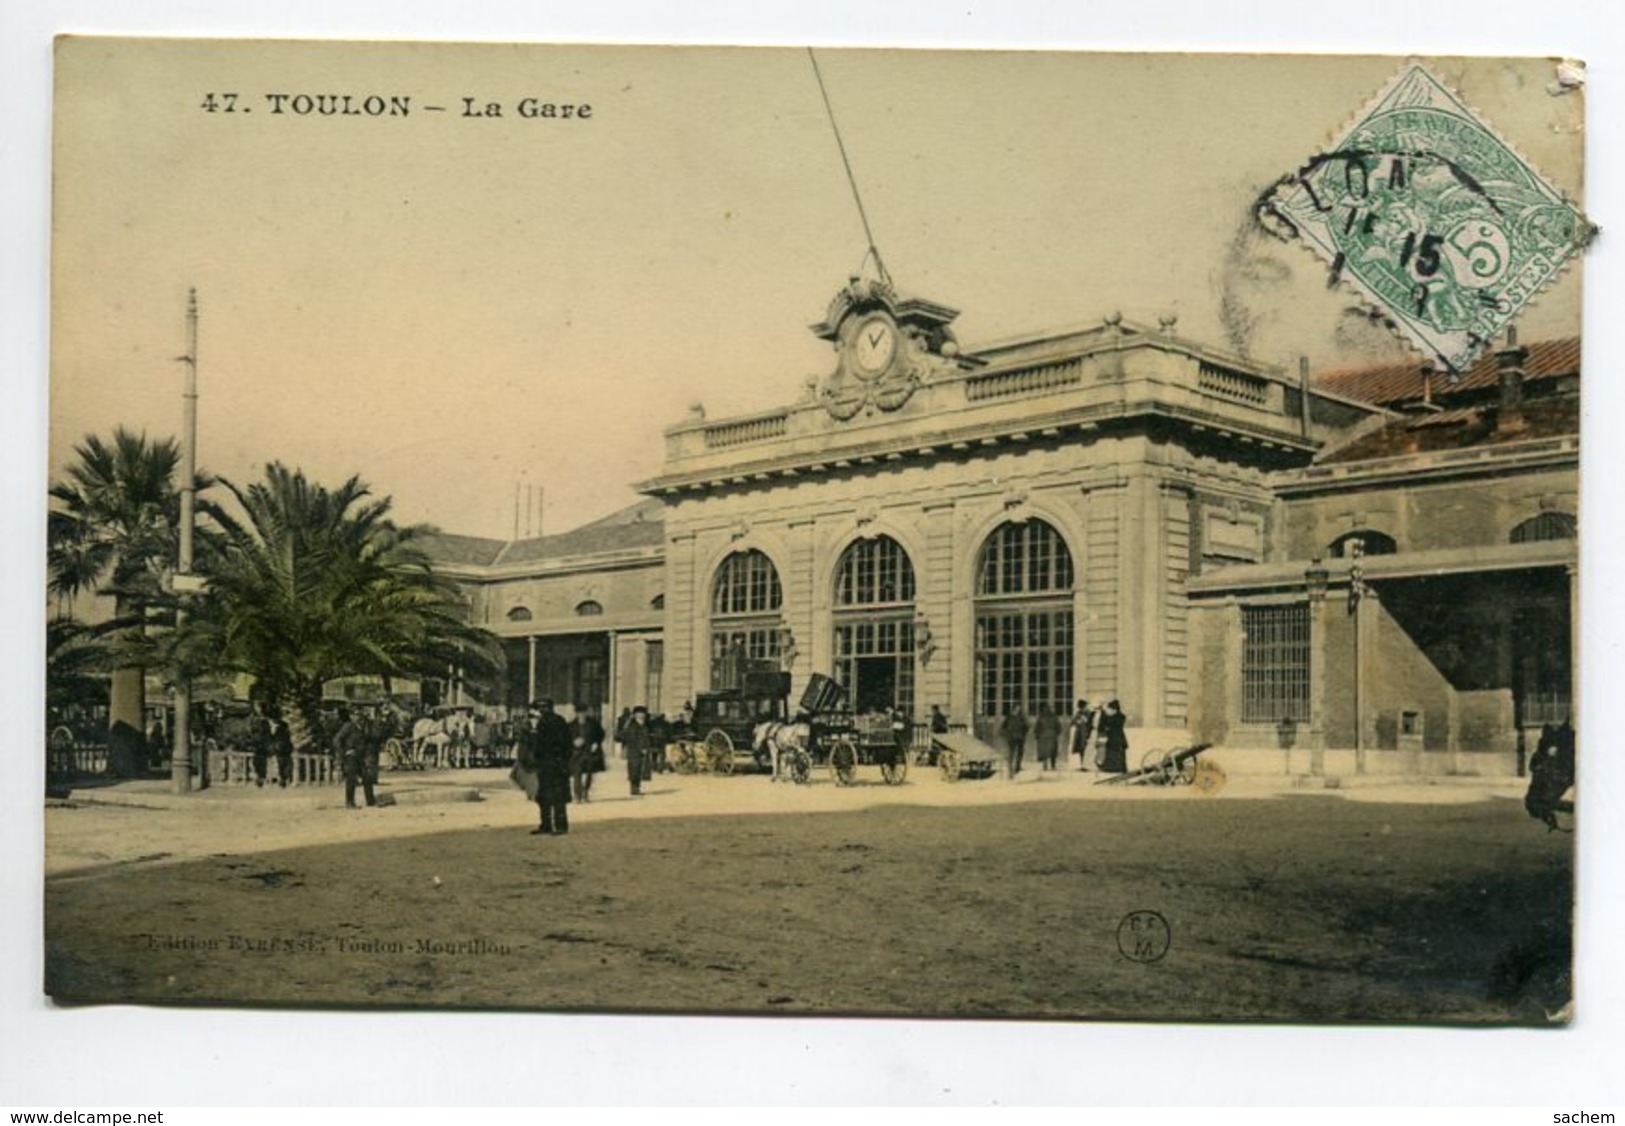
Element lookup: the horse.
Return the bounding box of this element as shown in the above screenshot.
[409,714,455,770]
[753,719,811,783]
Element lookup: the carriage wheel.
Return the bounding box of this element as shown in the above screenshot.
[829,739,858,786]
[880,755,908,786]
[1175,754,1200,786]
[711,741,735,775]
[49,725,75,752]
[704,729,733,773]
[1140,748,1171,783]
[382,737,405,771]
[789,749,812,785]
[939,749,960,782]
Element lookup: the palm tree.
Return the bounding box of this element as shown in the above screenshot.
[47,429,186,773]
[187,463,500,748]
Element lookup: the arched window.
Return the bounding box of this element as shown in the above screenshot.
[575,600,603,617]
[1511,512,1576,544]
[974,520,1074,719]
[710,549,783,689]
[506,605,533,623]
[833,536,917,714]
[1328,530,1397,559]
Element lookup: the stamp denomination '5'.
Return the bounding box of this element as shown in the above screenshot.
[1263,63,1592,373]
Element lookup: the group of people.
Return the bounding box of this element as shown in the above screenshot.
[997,699,1128,776]
[512,699,618,835]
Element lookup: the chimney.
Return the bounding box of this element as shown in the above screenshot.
[1298,355,1311,437]
[1399,360,1442,414]
[1495,327,1528,435]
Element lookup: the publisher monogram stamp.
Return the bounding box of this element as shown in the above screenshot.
[1262,63,1593,372]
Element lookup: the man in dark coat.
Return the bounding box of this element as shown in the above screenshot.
[1000,705,1029,777]
[334,705,376,808]
[1033,703,1061,771]
[621,706,651,797]
[568,704,606,803]
[522,699,573,835]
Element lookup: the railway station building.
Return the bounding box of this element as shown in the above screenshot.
[423,279,1578,776]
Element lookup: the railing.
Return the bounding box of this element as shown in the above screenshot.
[210,749,338,786]
[965,360,1082,402]
[704,412,789,449]
[1294,435,1578,482]
[46,744,109,780]
[908,720,968,750]
[1198,362,1269,405]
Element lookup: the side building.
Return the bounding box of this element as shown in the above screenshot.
[1187,335,1578,777]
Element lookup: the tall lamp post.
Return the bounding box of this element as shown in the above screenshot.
[171,288,203,794]
[1347,540,1372,775]
[1303,556,1329,777]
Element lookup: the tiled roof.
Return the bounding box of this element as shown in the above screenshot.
[417,498,666,569]
[415,531,509,566]
[1314,337,1580,408]
[496,499,665,564]
[1316,395,1578,463]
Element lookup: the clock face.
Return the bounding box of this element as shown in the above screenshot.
[851,316,898,378]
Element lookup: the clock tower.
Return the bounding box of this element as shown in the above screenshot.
[810,277,972,420]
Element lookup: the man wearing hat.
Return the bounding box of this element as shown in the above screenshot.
[621,706,652,797]
[522,699,575,835]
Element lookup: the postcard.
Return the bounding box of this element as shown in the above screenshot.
[46,38,1586,1026]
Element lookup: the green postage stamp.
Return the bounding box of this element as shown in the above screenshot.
[1263,62,1594,373]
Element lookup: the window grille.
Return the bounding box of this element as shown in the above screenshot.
[1241,604,1310,723]
[712,549,782,615]
[1510,512,1577,544]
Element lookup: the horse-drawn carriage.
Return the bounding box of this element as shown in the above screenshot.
[380,705,488,770]
[756,674,910,786]
[669,668,793,775]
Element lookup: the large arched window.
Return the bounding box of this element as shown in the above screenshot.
[710,549,783,689]
[833,536,917,714]
[974,519,1074,719]
[1328,530,1397,559]
[1511,512,1577,544]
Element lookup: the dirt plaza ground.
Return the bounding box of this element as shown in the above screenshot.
[43,761,1571,1023]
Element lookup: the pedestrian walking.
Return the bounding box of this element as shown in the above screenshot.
[569,704,606,803]
[334,705,377,808]
[271,708,294,787]
[1068,700,1095,771]
[1034,703,1061,771]
[1001,705,1029,777]
[1096,699,1129,774]
[621,706,651,796]
[521,699,573,835]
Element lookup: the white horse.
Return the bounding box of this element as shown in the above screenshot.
[407,715,455,769]
[753,720,811,783]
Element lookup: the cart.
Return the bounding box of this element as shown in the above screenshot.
[792,674,909,786]
[930,732,1000,781]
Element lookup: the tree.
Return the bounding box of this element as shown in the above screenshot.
[186,463,500,748]
[47,429,187,774]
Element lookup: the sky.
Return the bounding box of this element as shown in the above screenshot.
[50,44,1585,540]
